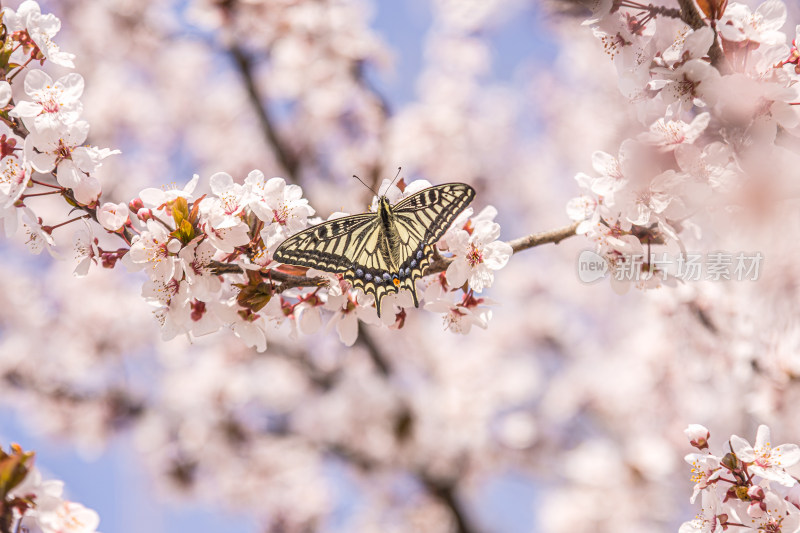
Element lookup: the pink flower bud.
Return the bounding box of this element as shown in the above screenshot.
[684,424,710,450]
[747,485,765,501]
[137,208,153,222]
[129,198,144,211]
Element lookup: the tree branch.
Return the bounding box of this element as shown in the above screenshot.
[506,221,580,253]
[676,0,731,73]
[227,43,300,182]
[210,221,581,290]
[421,475,480,533]
[355,324,392,376]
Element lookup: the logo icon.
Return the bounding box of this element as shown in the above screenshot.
[577,250,608,283]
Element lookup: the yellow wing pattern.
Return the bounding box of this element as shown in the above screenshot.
[273,183,475,317]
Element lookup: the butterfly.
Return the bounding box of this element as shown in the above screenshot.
[273,182,475,317]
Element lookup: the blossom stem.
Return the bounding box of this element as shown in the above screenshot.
[30,178,63,189]
[7,57,33,82]
[21,190,61,198]
[46,214,90,231]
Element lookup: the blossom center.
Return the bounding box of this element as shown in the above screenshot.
[1,158,23,186]
[467,242,484,267]
[754,446,776,468]
[41,94,60,114]
[273,204,289,225]
[655,121,686,145]
[220,192,239,215]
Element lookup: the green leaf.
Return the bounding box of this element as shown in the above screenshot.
[171,196,189,227]
[172,218,195,244]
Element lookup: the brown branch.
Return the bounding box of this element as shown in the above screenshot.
[351,60,393,194]
[210,222,581,291]
[506,221,580,253]
[355,324,391,376]
[676,0,731,73]
[421,475,480,533]
[227,43,300,183]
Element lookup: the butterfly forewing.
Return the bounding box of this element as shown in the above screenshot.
[273,213,376,272]
[395,183,476,242]
[273,183,475,317]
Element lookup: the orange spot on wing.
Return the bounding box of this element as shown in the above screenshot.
[393,278,400,287]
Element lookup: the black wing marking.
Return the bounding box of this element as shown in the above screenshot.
[273,183,476,318]
[272,213,377,272]
[394,183,476,242]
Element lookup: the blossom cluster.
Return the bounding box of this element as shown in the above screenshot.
[0,1,118,248]
[0,443,99,533]
[682,424,800,533]
[123,173,512,350]
[567,0,800,292]
[0,1,514,352]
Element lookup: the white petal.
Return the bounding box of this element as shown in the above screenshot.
[774,444,800,468]
[446,259,469,288]
[23,69,52,95]
[58,73,84,100]
[730,434,756,462]
[210,172,234,195]
[755,425,771,449]
[336,314,358,346]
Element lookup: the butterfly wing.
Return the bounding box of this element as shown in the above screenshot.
[394,183,476,243]
[353,183,476,315]
[272,213,377,272]
[273,183,476,319]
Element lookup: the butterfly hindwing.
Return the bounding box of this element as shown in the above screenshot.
[273,183,475,318]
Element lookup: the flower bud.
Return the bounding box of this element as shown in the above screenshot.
[129,198,144,212]
[684,424,710,449]
[137,208,152,222]
[747,485,765,501]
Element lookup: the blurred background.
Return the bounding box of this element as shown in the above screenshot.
[3,0,800,532]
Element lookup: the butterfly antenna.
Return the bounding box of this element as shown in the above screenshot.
[352,174,378,197]
[388,166,402,190]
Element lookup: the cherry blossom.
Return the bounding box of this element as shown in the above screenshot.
[21,207,55,255]
[0,81,11,107]
[444,218,512,292]
[325,291,381,346]
[24,121,119,205]
[731,424,800,487]
[125,220,181,282]
[72,222,99,277]
[178,237,222,301]
[139,174,199,209]
[10,70,84,132]
[425,290,494,334]
[9,466,100,533]
[246,172,314,252]
[719,0,788,46]
[637,113,711,151]
[1,0,76,67]
[96,201,129,232]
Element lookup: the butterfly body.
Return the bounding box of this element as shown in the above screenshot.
[273,183,475,317]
